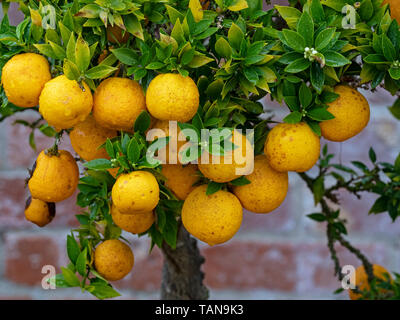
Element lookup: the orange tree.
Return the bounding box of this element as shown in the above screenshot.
[1,0,400,300]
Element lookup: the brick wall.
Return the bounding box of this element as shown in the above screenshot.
[0,2,399,300]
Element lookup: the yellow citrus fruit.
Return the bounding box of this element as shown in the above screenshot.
[24,197,55,227]
[111,171,159,214]
[111,204,155,234]
[94,239,134,281]
[161,164,199,200]
[384,0,400,22]
[28,150,79,202]
[264,122,320,172]
[149,119,187,164]
[232,155,288,214]
[182,185,243,246]
[93,77,146,131]
[39,75,93,130]
[1,53,51,108]
[320,85,370,142]
[107,25,130,43]
[198,130,254,183]
[349,264,391,300]
[69,115,117,161]
[146,73,199,122]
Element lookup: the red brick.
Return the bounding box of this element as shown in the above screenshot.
[203,241,297,291]
[5,234,60,286]
[0,177,28,228]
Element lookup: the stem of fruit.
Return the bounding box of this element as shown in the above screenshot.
[160,221,209,300]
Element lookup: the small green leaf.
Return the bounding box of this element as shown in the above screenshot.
[75,36,90,72]
[323,51,350,67]
[315,28,336,52]
[310,63,324,93]
[127,138,140,163]
[285,58,311,73]
[369,147,377,163]
[382,34,396,62]
[310,0,325,23]
[230,176,251,186]
[206,181,223,195]
[110,48,137,65]
[66,235,80,264]
[283,111,303,124]
[228,23,244,51]
[84,159,113,170]
[76,248,87,277]
[307,108,335,121]
[85,65,118,79]
[297,12,314,47]
[61,267,80,287]
[299,83,312,108]
[307,213,326,222]
[134,111,151,133]
[215,37,232,58]
[282,29,306,52]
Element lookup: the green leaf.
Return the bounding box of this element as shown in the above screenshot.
[312,176,325,205]
[283,111,303,124]
[279,52,303,64]
[389,67,400,80]
[76,248,87,277]
[324,51,351,67]
[369,196,388,214]
[134,111,151,133]
[66,33,76,63]
[110,48,137,65]
[215,37,232,58]
[297,12,314,47]
[363,54,389,64]
[394,153,400,173]
[282,29,306,52]
[63,60,81,81]
[84,159,113,170]
[230,176,251,186]
[127,138,140,163]
[275,5,301,29]
[124,14,144,40]
[307,213,326,222]
[228,0,249,11]
[299,83,312,108]
[310,0,325,23]
[359,0,374,21]
[146,62,165,70]
[61,267,80,287]
[310,63,324,93]
[228,23,244,51]
[165,4,184,25]
[315,28,336,52]
[369,147,377,163]
[75,36,90,72]
[285,58,311,73]
[66,235,80,264]
[87,283,121,300]
[48,41,66,60]
[33,44,57,59]
[85,65,118,79]
[307,108,335,121]
[389,98,400,120]
[206,181,223,195]
[382,34,396,62]
[187,55,214,68]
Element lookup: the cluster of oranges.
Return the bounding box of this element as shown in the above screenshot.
[0,48,383,292]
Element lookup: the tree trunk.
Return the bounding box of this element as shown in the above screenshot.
[160,222,209,300]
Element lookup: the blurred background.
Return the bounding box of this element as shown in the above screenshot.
[0,1,399,300]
